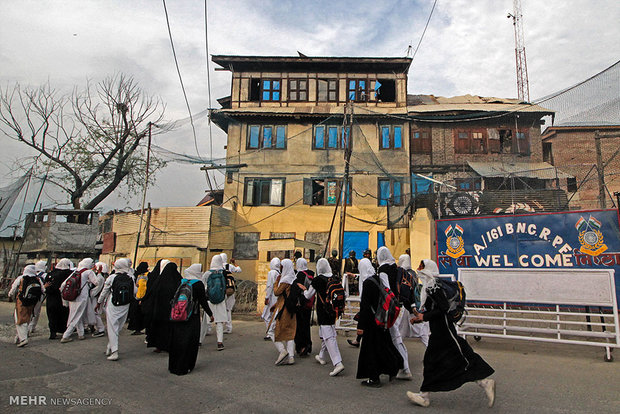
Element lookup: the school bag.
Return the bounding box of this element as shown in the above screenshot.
[299,271,315,310]
[368,277,401,330]
[136,276,148,300]
[207,270,226,304]
[324,276,346,318]
[283,282,303,315]
[170,279,199,322]
[18,275,43,306]
[61,268,87,301]
[224,271,237,297]
[396,267,416,308]
[111,273,134,306]
[436,278,467,324]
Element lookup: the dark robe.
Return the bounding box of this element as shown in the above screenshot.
[143,261,181,352]
[127,270,147,332]
[356,275,403,381]
[420,284,494,392]
[312,274,337,326]
[44,268,71,335]
[168,280,213,375]
[294,269,314,355]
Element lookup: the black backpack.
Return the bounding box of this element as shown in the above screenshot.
[396,267,415,308]
[19,275,42,306]
[283,282,303,315]
[325,276,346,318]
[111,273,133,306]
[436,279,467,323]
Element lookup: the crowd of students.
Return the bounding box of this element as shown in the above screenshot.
[9,246,496,406]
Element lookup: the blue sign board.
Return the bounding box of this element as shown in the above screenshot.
[436,209,620,304]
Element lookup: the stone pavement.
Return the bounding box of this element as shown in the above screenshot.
[0,301,618,413]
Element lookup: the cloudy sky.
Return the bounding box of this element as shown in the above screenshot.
[1,0,618,232]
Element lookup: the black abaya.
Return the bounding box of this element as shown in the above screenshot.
[420,285,494,392]
[143,262,182,352]
[44,268,71,335]
[356,275,403,381]
[294,270,314,355]
[168,280,212,375]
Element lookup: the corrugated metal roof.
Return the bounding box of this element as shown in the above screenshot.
[468,161,573,179]
[406,94,552,114]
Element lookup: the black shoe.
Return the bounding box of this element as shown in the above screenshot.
[361,379,382,388]
[49,335,57,340]
[347,339,360,348]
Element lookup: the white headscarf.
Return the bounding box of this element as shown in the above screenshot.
[418,259,439,308]
[398,254,412,270]
[358,258,376,297]
[209,254,224,271]
[220,253,229,264]
[78,258,95,271]
[22,264,37,277]
[35,260,47,273]
[270,257,281,272]
[184,263,202,280]
[95,262,109,274]
[295,258,308,272]
[160,259,171,272]
[55,258,73,270]
[279,259,296,285]
[377,246,396,266]
[316,258,332,277]
[113,258,132,274]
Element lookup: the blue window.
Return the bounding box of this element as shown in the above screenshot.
[275,126,286,149]
[247,125,286,149]
[261,79,281,101]
[341,127,351,149]
[249,126,260,149]
[348,79,368,101]
[379,125,404,149]
[328,127,339,148]
[314,126,325,148]
[378,178,404,206]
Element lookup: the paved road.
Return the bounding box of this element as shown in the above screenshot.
[0,301,618,413]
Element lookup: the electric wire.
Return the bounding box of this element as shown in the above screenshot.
[410,0,438,64]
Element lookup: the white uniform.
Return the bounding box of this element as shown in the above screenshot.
[60,260,100,340]
[98,269,136,355]
[261,258,280,330]
[397,254,430,346]
[200,255,227,345]
[85,272,106,334]
[9,269,43,344]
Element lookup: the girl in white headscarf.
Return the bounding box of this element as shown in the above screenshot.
[60,258,100,343]
[9,265,44,347]
[407,259,495,408]
[268,258,297,366]
[44,258,72,339]
[83,262,106,337]
[97,258,137,361]
[397,254,430,346]
[201,254,228,351]
[220,253,241,334]
[261,257,281,339]
[300,258,345,376]
[27,260,47,334]
[377,246,412,380]
[347,257,376,348]
[294,257,314,356]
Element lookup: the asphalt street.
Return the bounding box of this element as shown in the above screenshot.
[0,301,618,414]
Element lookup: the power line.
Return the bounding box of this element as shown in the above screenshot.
[162,0,201,159]
[410,0,438,64]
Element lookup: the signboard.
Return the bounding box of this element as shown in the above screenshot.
[436,209,620,303]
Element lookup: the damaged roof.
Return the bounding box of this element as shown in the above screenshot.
[407,94,553,115]
[468,161,573,179]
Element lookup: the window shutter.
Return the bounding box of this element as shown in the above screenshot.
[270,179,283,206]
[303,178,313,205]
[245,179,254,205]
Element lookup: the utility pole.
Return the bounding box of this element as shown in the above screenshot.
[337,103,353,273]
[508,0,530,102]
[594,131,606,208]
[133,122,152,266]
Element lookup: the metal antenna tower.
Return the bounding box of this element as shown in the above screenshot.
[508,0,530,102]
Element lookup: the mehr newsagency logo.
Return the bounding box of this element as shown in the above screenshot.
[575,215,608,256]
[445,224,465,259]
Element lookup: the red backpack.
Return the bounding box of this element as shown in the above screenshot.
[61,269,87,301]
[368,277,400,329]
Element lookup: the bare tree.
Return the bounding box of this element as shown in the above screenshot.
[0,74,165,210]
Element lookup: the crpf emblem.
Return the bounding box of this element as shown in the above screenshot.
[445,224,465,259]
[575,215,608,256]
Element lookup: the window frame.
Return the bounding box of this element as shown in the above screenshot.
[288,78,308,102]
[377,178,404,206]
[317,78,338,102]
[305,177,352,206]
[455,177,482,192]
[454,129,488,154]
[379,125,403,150]
[260,79,281,102]
[243,177,286,207]
[247,125,287,150]
[347,79,368,102]
[411,127,432,154]
[313,125,351,150]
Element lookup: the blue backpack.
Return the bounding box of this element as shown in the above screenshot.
[207,270,226,304]
[170,279,199,322]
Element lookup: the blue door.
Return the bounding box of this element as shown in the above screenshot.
[343,231,369,260]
